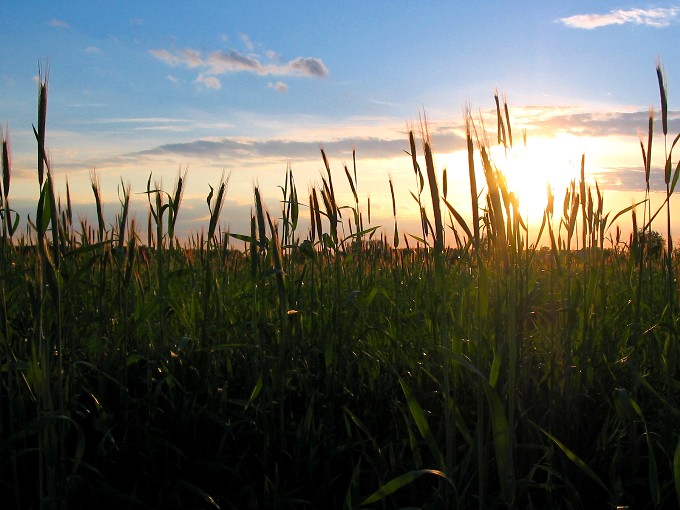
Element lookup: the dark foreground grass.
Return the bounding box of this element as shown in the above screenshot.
[1,68,680,509]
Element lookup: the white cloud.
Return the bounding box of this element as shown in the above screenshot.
[559,7,679,29]
[180,49,203,68]
[90,117,193,124]
[48,19,70,29]
[149,49,178,65]
[268,81,289,93]
[137,134,423,161]
[85,46,102,54]
[203,50,328,78]
[239,33,255,51]
[285,57,328,78]
[151,48,202,68]
[149,39,329,84]
[206,50,261,74]
[195,74,222,90]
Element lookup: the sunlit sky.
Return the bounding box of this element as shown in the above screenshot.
[2,1,680,247]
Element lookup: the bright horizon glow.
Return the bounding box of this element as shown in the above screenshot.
[2,2,680,247]
[489,136,583,225]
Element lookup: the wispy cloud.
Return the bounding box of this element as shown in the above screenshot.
[239,33,255,51]
[85,46,102,54]
[559,7,679,29]
[526,109,680,138]
[84,117,195,125]
[151,49,202,68]
[151,48,328,78]
[195,74,222,90]
[138,136,404,162]
[135,128,465,165]
[149,38,328,90]
[268,81,289,93]
[285,57,328,78]
[593,166,667,192]
[48,19,70,29]
[67,116,217,134]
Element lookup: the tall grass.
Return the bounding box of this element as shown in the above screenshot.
[0,67,679,509]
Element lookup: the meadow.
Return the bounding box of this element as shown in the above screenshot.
[1,68,680,509]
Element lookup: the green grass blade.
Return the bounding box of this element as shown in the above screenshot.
[424,141,443,253]
[1,129,10,201]
[36,178,53,238]
[539,426,609,496]
[657,63,668,136]
[484,384,514,507]
[607,200,646,232]
[359,469,448,506]
[176,480,220,509]
[620,389,660,505]
[399,378,444,469]
[443,196,473,242]
[674,436,680,507]
[489,348,502,388]
[245,373,264,410]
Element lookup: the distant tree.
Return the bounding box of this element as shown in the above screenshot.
[635,228,665,258]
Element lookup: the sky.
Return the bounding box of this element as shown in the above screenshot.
[2,1,680,248]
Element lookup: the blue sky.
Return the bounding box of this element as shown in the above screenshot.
[2,1,680,245]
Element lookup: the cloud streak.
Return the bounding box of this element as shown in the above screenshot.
[137,135,423,163]
[592,166,667,192]
[150,40,328,90]
[529,109,680,138]
[195,74,222,90]
[48,19,70,29]
[268,81,289,93]
[559,7,679,29]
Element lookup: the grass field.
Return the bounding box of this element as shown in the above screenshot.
[1,68,680,509]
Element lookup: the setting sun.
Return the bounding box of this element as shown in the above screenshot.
[488,134,589,228]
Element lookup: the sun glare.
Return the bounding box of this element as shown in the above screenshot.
[489,135,583,227]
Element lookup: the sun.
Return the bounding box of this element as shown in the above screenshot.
[489,136,582,227]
